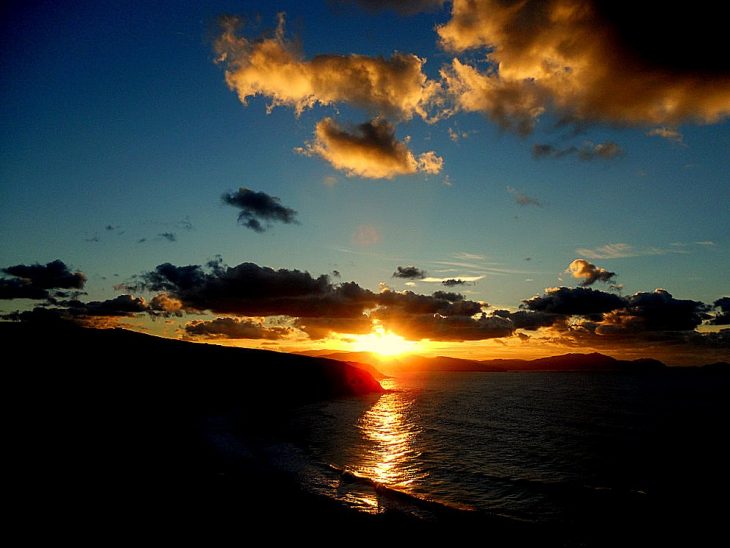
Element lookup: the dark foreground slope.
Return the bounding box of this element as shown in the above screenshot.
[3,323,398,542]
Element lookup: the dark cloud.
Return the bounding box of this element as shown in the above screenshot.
[293,316,373,339]
[4,254,724,357]
[124,259,497,342]
[1,260,86,300]
[547,318,730,364]
[337,0,446,15]
[2,307,73,325]
[105,225,117,231]
[127,259,375,318]
[597,290,709,333]
[438,0,730,132]
[159,232,177,242]
[0,280,51,300]
[76,295,149,317]
[370,288,497,341]
[442,278,467,287]
[627,290,709,331]
[568,259,617,287]
[532,144,569,159]
[592,2,728,77]
[507,187,541,207]
[431,291,464,302]
[493,309,561,331]
[3,260,86,290]
[506,287,718,360]
[523,287,626,316]
[184,317,295,340]
[710,297,730,325]
[532,142,623,160]
[393,265,427,279]
[137,238,147,244]
[377,289,482,317]
[687,329,730,349]
[376,310,513,341]
[2,294,149,327]
[517,287,709,343]
[298,117,442,179]
[222,188,299,232]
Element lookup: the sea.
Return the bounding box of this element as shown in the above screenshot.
[256,369,728,538]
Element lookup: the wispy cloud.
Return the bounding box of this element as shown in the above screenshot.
[422,275,484,283]
[670,241,717,249]
[507,186,541,207]
[352,224,382,247]
[453,252,485,261]
[578,241,716,259]
[646,127,684,144]
[576,243,666,259]
[532,142,623,161]
[432,261,535,276]
[340,0,446,15]
[433,260,483,269]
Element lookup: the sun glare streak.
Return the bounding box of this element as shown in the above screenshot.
[353,378,427,505]
[351,326,419,356]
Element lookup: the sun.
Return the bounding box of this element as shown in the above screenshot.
[352,326,418,357]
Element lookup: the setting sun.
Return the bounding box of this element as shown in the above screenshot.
[352,326,420,357]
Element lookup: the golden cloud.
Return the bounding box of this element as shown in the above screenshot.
[215,14,439,120]
[567,259,616,286]
[437,0,730,130]
[298,117,443,179]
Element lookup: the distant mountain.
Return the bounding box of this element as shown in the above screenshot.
[702,361,730,371]
[314,351,505,374]
[481,352,666,372]
[313,350,668,373]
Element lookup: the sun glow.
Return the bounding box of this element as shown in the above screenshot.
[352,326,419,357]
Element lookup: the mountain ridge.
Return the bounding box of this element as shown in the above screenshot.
[309,349,669,373]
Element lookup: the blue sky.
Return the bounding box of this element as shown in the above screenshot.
[1,1,729,362]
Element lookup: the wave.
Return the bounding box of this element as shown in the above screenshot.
[325,463,477,515]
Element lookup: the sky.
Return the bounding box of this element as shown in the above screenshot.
[1,0,729,364]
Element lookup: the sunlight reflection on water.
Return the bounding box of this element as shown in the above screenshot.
[352,378,428,504]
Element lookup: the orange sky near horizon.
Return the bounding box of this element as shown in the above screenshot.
[121,315,727,366]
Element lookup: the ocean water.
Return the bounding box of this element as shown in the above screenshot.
[281,369,728,528]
